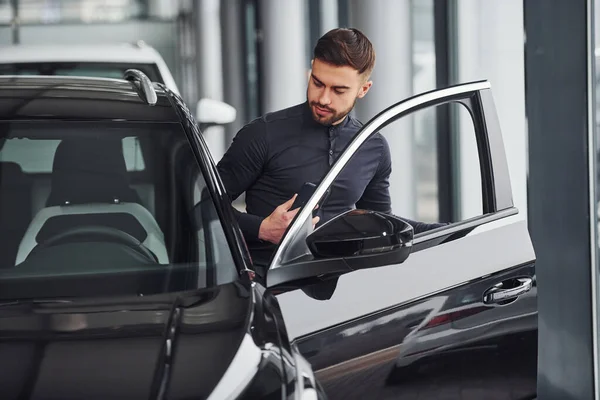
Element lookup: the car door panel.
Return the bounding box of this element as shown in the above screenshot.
[293,262,536,399]
[275,216,533,340]
[265,81,537,398]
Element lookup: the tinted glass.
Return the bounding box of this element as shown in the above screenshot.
[0,62,163,83]
[0,120,237,300]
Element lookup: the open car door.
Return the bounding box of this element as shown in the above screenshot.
[265,81,537,399]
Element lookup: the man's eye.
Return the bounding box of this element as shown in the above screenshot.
[313,80,323,87]
[334,89,346,95]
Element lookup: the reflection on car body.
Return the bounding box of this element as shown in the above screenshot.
[0,72,536,399]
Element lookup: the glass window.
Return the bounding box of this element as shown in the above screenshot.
[380,102,480,227]
[0,120,237,300]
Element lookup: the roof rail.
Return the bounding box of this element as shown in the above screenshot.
[123,69,157,106]
[131,40,148,48]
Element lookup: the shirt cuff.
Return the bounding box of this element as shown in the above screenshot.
[237,212,264,243]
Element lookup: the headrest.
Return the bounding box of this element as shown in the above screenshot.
[46,137,141,206]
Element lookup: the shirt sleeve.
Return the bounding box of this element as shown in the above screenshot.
[355,135,449,234]
[399,217,450,234]
[355,134,393,213]
[216,119,268,242]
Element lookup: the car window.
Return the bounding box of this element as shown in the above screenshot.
[386,102,482,225]
[313,102,482,233]
[0,120,237,300]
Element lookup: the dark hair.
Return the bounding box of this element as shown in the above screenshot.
[313,28,376,77]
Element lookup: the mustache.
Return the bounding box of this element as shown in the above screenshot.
[310,102,334,112]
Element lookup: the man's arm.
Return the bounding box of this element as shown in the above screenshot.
[355,135,448,234]
[216,120,267,243]
[355,135,393,213]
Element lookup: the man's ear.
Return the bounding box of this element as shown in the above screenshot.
[357,80,373,99]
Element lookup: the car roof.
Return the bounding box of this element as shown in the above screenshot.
[0,75,181,122]
[0,42,163,64]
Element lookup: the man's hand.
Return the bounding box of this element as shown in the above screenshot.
[259,194,320,244]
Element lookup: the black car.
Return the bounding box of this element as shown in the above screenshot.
[0,71,537,399]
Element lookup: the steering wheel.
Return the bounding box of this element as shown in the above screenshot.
[32,225,158,263]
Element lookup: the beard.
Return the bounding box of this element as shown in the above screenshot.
[308,97,357,126]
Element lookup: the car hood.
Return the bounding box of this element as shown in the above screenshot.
[0,281,254,400]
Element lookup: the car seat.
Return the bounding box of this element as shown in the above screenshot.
[15,137,169,265]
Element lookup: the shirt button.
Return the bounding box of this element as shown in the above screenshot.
[329,150,333,155]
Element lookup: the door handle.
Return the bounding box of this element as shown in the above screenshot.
[483,277,533,305]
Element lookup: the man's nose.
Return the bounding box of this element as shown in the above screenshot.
[319,90,331,105]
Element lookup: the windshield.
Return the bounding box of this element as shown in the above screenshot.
[0,121,237,301]
[0,62,163,83]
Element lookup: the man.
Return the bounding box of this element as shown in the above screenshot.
[217,28,445,273]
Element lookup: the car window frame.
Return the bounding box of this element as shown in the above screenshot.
[165,89,255,278]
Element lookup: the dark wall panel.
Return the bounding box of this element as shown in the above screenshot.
[525,0,595,399]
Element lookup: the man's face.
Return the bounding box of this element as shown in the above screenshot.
[307,58,372,126]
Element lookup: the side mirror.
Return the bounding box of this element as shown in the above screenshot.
[266,209,413,291]
[196,98,237,126]
[306,209,413,270]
